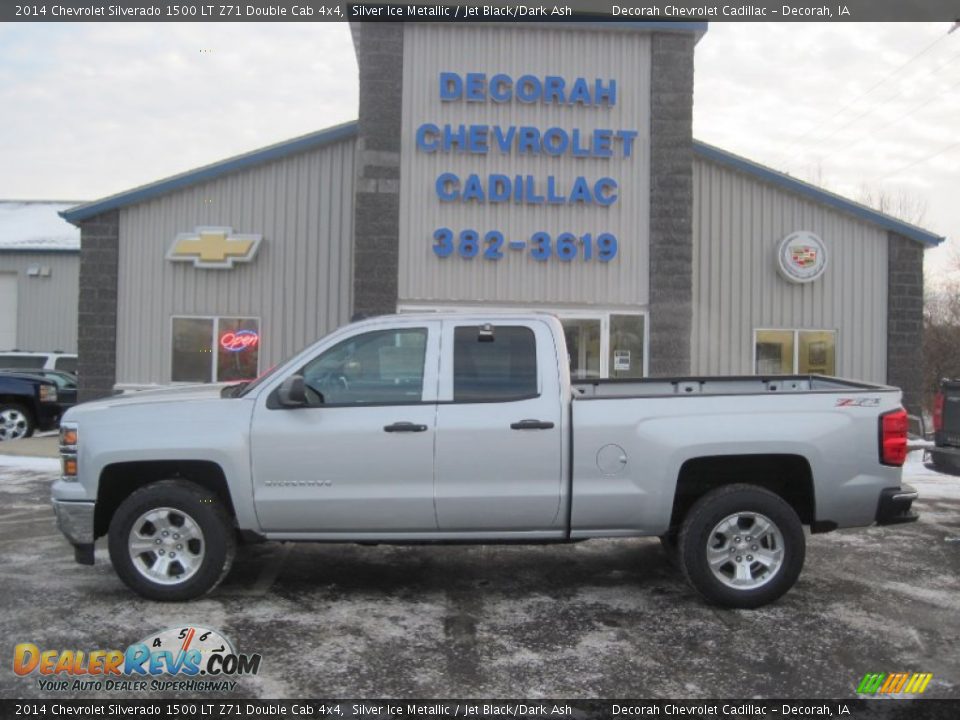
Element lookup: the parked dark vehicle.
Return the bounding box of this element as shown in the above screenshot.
[0,369,78,410]
[0,372,63,441]
[0,351,77,373]
[930,379,960,475]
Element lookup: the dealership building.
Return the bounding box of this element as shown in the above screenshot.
[0,201,80,354]
[62,21,944,413]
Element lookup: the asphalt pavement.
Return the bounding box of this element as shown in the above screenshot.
[0,454,957,700]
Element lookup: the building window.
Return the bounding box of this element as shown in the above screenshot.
[559,314,647,380]
[561,319,601,379]
[608,314,646,379]
[171,316,260,383]
[754,329,836,376]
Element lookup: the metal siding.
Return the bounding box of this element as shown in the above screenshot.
[116,139,355,385]
[0,253,78,352]
[691,158,888,382]
[399,24,651,309]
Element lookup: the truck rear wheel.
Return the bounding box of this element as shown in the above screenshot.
[108,479,235,601]
[678,484,805,609]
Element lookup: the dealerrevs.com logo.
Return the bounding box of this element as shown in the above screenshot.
[13,626,261,693]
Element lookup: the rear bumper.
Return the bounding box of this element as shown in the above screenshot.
[51,499,95,565]
[875,485,919,526]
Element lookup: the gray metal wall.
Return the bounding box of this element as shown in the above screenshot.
[116,138,356,386]
[399,24,651,309]
[0,252,79,352]
[691,157,888,382]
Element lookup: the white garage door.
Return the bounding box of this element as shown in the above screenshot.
[0,273,17,350]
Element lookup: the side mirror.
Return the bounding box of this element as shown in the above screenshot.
[277,375,308,407]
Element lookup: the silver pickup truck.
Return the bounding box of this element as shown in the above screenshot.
[52,314,917,608]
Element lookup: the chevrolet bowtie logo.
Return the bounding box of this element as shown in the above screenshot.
[167,226,263,269]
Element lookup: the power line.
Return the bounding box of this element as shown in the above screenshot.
[785,47,960,164]
[777,29,954,162]
[874,139,960,182]
[814,72,960,159]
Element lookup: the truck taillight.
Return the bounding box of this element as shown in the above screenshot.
[933,392,944,432]
[880,408,908,466]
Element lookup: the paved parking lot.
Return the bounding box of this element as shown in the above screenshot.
[0,452,957,700]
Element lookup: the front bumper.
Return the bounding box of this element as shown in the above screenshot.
[51,499,95,565]
[36,403,63,432]
[875,485,919,526]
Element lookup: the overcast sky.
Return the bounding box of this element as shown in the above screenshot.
[1,21,957,281]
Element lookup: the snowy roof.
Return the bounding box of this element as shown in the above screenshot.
[0,201,84,252]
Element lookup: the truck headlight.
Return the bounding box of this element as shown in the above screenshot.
[60,423,78,481]
[60,425,78,448]
[39,384,58,403]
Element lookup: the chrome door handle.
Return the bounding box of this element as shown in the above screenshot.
[384,422,428,433]
[510,419,555,430]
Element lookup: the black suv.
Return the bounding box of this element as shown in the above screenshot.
[0,371,64,441]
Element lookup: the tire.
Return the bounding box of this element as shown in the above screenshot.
[0,403,34,441]
[678,484,805,609]
[108,479,236,601]
[929,451,960,477]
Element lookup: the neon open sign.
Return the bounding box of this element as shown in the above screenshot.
[220,330,259,353]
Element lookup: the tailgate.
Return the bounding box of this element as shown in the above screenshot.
[941,382,960,445]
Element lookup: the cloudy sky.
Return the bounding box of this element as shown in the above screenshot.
[1,21,957,280]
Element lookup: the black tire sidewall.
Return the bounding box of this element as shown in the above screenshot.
[679,486,805,609]
[931,451,960,476]
[108,481,233,601]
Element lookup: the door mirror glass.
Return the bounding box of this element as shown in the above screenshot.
[278,375,308,407]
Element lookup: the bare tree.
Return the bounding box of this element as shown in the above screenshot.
[922,279,960,409]
[857,183,928,226]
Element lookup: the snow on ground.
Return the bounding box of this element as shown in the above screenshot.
[904,450,960,500]
[0,455,59,472]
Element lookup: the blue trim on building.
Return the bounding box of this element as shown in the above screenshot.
[0,247,79,254]
[693,140,945,247]
[60,121,359,225]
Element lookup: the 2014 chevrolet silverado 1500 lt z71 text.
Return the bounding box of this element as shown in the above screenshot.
[51,314,917,608]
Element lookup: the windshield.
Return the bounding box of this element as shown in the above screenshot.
[235,362,283,397]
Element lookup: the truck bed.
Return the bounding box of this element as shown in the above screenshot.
[573,375,892,399]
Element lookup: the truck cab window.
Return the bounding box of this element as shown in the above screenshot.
[453,326,537,402]
[300,328,427,405]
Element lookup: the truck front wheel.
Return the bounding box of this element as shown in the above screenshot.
[678,484,805,609]
[108,479,236,601]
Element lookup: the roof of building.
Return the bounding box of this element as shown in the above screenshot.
[60,121,358,225]
[693,141,944,247]
[61,120,944,248]
[0,201,83,252]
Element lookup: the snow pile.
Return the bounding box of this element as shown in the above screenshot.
[0,201,83,250]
